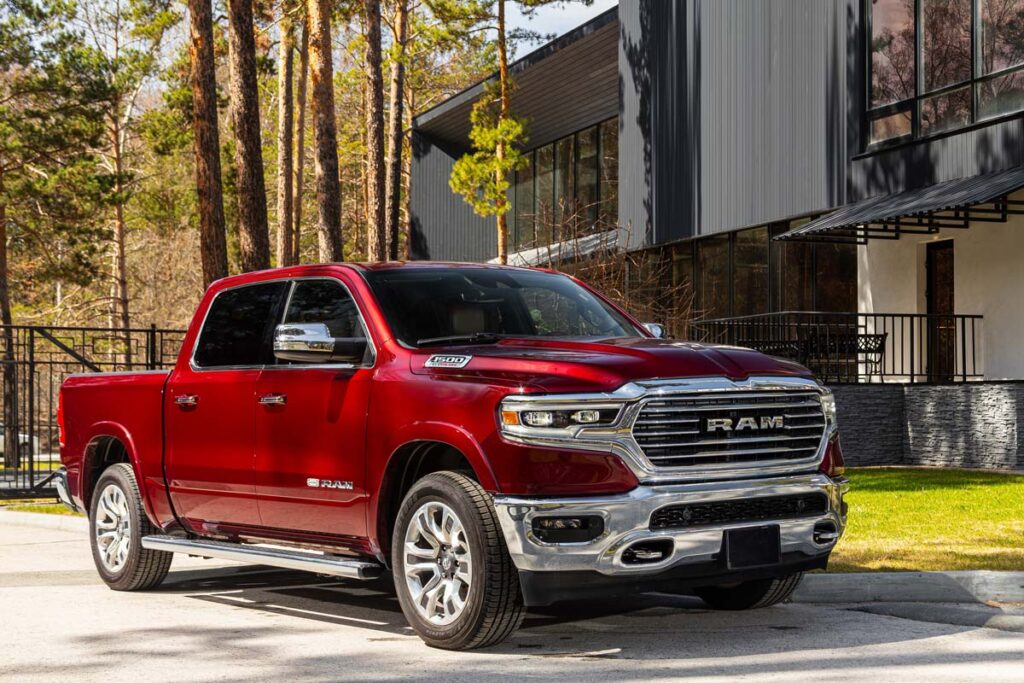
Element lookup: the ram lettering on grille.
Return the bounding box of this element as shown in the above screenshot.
[631,390,826,470]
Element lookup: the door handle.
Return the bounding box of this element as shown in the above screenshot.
[258,393,287,406]
[174,394,198,407]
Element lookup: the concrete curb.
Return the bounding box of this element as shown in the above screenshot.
[3,510,1023,604]
[795,570,1024,605]
[0,510,88,533]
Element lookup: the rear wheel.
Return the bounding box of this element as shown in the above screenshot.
[392,471,523,650]
[694,572,803,610]
[89,463,172,591]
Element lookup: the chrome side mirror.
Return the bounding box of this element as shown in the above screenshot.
[273,323,368,364]
[643,322,666,339]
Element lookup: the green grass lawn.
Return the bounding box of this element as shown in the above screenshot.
[829,467,1024,573]
[3,467,1022,572]
[0,499,81,516]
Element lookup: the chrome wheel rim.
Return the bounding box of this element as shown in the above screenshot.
[95,483,131,573]
[403,501,473,626]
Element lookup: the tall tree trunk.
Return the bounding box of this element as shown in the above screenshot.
[188,0,229,287]
[110,124,132,367]
[363,0,386,262]
[291,18,309,264]
[0,172,18,469]
[494,0,510,265]
[383,0,408,261]
[308,0,342,261]
[276,2,295,267]
[227,0,271,272]
[401,86,415,260]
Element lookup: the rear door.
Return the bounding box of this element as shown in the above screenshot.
[254,278,374,539]
[164,281,287,531]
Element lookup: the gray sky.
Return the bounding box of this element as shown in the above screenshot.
[506,0,618,59]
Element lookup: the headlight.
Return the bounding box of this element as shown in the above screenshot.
[820,389,837,428]
[498,397,624,444]
[500,408,619,429]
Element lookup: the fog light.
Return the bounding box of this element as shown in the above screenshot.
[522,411,555,427]
[531,516,604,543]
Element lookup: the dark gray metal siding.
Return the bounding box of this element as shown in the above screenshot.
[617,0,847,245]
[849,117,1024,201]
[618,0,699,248]
[697,0,847,235]
[408,133,494,261]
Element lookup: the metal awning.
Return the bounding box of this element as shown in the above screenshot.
[778,166,1024,244]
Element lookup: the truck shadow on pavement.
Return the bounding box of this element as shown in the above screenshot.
[156,564,1024,668]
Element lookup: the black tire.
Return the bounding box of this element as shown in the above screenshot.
[89,463,173,591]
[694,572,803,610]
[392,471,524,650]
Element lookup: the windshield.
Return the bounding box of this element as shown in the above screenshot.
[362,268,643,347]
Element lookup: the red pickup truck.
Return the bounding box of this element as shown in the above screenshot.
[56,262,847,649]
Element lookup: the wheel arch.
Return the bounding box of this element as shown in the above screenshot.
[80,424,154,523]
[373,430,498,563]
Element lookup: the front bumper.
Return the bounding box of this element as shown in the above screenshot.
[493,472,847,577]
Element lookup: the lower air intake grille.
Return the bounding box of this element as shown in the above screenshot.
[649,493,830,530]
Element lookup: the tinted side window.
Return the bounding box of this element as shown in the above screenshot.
[193,282,286,367]
[283,280,365,338]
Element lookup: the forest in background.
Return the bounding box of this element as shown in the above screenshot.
[1,0,581,331]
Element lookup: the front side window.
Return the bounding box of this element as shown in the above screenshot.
[283,280,365,339]
[868,0,1024,145]
[363,268,641,346]
[193,282,287,368]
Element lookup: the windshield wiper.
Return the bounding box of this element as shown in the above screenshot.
[416,333,507,347]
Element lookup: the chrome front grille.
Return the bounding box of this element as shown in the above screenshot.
[631,390,826,470]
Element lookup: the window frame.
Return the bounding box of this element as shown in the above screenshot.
[865,0,1024,149]
[189,276,377,372]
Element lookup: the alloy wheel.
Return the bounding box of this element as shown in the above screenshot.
[94,483,132,572]
[403,501,473,626]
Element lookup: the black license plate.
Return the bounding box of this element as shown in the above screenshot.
[724,525,781,569]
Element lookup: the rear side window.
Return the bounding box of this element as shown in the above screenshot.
[193,282,287,368]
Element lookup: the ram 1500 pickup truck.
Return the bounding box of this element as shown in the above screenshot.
[56,262,847,650]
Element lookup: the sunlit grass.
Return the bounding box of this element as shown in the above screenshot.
[829,467,1024,572]
[0,499,80,516]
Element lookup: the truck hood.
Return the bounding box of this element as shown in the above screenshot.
[409,337,812,394]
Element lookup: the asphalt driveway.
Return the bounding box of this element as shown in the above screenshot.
[1,519,1022,682]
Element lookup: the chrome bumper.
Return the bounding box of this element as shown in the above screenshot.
[493,473,847,576]
[53,467,79,513]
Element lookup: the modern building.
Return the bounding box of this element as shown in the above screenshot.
[410,1,1024,468]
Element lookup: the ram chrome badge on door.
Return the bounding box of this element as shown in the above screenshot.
[424,354,472,369]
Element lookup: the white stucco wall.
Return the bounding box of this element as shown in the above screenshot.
[858,190,1024,380]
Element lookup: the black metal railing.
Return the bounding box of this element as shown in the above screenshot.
[694,311,984,384]
[1,325,185,499]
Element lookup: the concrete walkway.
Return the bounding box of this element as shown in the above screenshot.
[1,511,1022,681]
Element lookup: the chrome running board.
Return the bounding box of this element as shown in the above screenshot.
[141,536,383,580]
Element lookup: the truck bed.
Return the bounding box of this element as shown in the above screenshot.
[60,370,170,516]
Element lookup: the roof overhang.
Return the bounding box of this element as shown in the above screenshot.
[413,8,619,150]
[777,166,1024,244]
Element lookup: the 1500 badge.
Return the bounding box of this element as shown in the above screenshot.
[424,354,472,369]
[306,478,354,490]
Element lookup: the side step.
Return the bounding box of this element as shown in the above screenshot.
[141,536,383,580]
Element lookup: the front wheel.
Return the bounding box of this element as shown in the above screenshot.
[392,471,523,650]
[89,463,172,591]
[694,572,803,610]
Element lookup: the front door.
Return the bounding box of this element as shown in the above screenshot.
[254,278,373,540]
[926,240,955,382]
[165,281,288,531]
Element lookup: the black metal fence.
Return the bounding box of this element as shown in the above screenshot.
[1,325,185,499]
[694,311,984,384]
